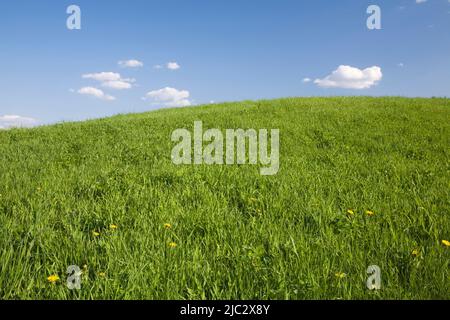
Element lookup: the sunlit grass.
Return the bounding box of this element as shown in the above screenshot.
[0,97,449,299]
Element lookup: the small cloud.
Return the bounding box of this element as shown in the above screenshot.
[416,0,427,3]
[398,63,405,67]
[153,62,182,71]
[118,59,144,68]
[314,65,382,89]
[82,72,134,90]
[82,72,121,82]
[143,87,191,107]
[167,62,181,70]
[0,115,38,129]
[102,80,133,90]
[78,87,115,101]
[302,78,312,83]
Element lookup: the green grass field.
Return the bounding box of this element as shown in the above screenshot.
[0,97,449,300]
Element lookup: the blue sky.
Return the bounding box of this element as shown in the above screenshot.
[0,0,449,127]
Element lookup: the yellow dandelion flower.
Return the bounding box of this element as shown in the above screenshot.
[168,242,177,248]
[110,224,118,230]
[442,240,450,247]
[92,231,100,237]
[47,274,60,284]
[366,210,375,217]
[347,209,355,216]
[335,272,347,279]
[411,249,420,257]
[164,223,172,229]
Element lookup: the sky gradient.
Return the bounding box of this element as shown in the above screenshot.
[1,0,449,127]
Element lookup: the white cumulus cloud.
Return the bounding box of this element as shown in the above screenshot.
[314,65,382,89]
[167,62,181,70]
[82,72,134,90]
[78,87,115,101]
[153,62,181,71]
[118,59,144,68]
[0,115,38,129]
[101,80,133,90]
[143,87,191,107]
[82,72,121,82]
[302,78,311,83]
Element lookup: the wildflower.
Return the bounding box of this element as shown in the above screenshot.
[366,210,375,217]
[347,209,355,216]
[411,249,420,257]
[164,223,172,229]
[335,272,347,279]
[98,272,106,277]
[168,242,177,248]
[442,240,450,247]
[110,224,118,230]
[47,274,60,284]
[92,231,100,237]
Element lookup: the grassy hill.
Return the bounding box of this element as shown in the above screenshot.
[0,97,449,299]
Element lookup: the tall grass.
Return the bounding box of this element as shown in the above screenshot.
[0,97,449,299]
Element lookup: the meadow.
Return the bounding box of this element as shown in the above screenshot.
[0,97,449,300]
